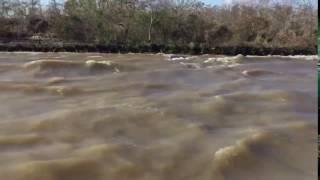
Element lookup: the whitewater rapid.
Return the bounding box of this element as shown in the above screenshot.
[0,52,317,180]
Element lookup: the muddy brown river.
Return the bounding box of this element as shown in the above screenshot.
[0,52,317,180]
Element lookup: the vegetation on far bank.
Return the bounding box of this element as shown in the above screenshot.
[0,42,316,55]
[0,0,317,51]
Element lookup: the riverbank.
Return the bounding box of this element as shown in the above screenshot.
[0,42,316,55]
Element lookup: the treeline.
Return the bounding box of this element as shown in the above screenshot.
[0,0,317,49]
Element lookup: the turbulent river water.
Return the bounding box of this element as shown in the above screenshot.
[0,52,317,180]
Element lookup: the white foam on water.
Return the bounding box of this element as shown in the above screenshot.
[246,55,319,61]
[204,54,245,64]
[87,56,103,58]
[85,60,112,67]
[163,54,198,61]
[8,52,43,55]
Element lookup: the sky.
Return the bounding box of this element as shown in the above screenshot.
[201,0,225,5]
[40,0,226,6]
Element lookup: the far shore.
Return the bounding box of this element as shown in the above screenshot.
[0,42,316,56]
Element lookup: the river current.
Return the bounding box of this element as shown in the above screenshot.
[0,52,317,180]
